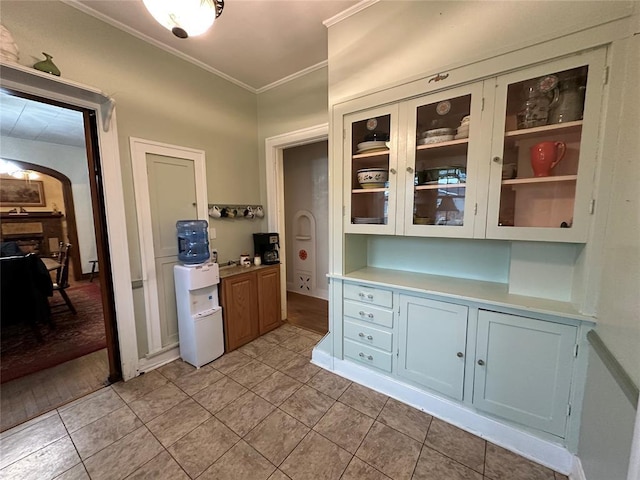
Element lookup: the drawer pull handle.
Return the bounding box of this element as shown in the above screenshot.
[359,292,365,297]
[358,352,374,361]
[367,355,373,360]
[358,332,365,337]
[367,294,374,299]
[477,359,485,366]
[457,352,464,358]
[359,352,364,357]
[359,311,365,316]
[367,313,374,319]
[367,335,373,340]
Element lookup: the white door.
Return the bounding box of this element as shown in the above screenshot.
[130,138,208,358]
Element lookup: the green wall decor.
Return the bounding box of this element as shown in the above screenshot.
[33,52,60,76]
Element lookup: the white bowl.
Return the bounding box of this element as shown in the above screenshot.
[418,134,455,145]
[421,128,455,138]
[357,168,388,188]
[357,141,388,153]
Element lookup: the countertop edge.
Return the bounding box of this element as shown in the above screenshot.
[219,263,280,279]
[329,268,596,324]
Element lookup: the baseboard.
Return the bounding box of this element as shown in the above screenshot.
[316,356,576,475]
[571,456,587,480]
[137,346,180,375]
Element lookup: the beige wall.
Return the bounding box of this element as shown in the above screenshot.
[1,0,260,275]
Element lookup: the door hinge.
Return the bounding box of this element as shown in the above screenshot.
[567,403,572,416]
[574,344,579,357]
[481,97,485,111]
[396,348,399,358]
[343,129,346,140]
[589,198,596,215]
[343,206,346,217]
[474,203,478,215]
[603,66,610,85]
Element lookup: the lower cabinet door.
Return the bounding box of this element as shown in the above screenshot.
[257,265,281,334]
[397,295,468,400]
[473,310,576,437]
[221,272,259,351]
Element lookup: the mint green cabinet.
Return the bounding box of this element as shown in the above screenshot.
[473,310,577,437]
[397,295,468,400]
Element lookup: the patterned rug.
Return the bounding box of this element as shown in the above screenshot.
[0,282,106,383]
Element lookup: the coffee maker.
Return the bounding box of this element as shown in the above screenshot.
[253,233,280,265]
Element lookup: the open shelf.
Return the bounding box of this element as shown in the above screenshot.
[415,183,466,191]
[502,175,578,186]
[504,121,582,140]
[416,138,469,151]
[352,187,388,194]
[353,149,390,159]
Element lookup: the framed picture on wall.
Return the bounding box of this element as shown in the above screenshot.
[0,178,46,206]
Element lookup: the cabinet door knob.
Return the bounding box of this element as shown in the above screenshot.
[358,332,365,337]
[492,156,501,163]
[367,335,373,340]
[477,359,485,366]
[406,166,414,173]
[457,352,464,358]
[390,168,397,175]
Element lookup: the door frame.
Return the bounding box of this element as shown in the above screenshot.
[264,123,329,320]
[0,68,138,381]
[130,137,208,360]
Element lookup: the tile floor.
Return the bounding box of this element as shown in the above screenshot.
[0,324,569,480]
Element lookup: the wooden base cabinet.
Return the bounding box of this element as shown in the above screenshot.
[397,295,468,400]
[220,265,281,351]
[472,310,577,437]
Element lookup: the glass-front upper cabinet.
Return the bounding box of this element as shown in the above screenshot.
[486,49,606,242]
[403,82,486,237]
[344,104,399,235]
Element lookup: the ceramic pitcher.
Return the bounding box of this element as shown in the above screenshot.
[530,141,566,177]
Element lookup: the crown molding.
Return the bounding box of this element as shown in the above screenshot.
[61,0,257,93]
[323,0,379,28]
[256,60,328,94]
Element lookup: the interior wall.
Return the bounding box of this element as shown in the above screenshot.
[0,136,98,273]
[1,0,260,276]
[257,67,329,212]
[283,141,329,298]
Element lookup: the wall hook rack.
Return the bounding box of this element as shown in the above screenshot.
[208,204,264,220]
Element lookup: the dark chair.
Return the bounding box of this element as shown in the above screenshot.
[51,243,76,314]
[0,253,54,341]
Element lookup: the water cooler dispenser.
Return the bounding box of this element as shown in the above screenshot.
[174,220,224,368]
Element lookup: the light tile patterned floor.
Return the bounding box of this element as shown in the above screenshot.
[0,324,570,480]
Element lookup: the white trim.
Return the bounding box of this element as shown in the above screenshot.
[323,0,379,28]
[286,282,329,301]
[0,69,139,380]
[256,61,328,94]
[137,346,181,375]
[572,456,587,480]
[129,137,208,356]
[61,0,255,93]
[265,124,329,321]
[317,357,576,475]
[628,400,640,480]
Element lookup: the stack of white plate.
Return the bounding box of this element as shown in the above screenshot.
[353,217,386,224]
[356,141,388,153]
[418,128,455,145]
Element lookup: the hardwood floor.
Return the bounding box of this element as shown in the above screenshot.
[0,348,109,432]
[285,291,328,335]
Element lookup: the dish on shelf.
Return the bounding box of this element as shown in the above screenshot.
[416,166,467,185]
[413,216,433,225]
[454,132,469,140]
[418,134,455,145]
[353,217,386,224]
[421,127,455,138]
[357,167,388,188]
[356,141,388,153]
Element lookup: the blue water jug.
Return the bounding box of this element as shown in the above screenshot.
[176,220,210,265]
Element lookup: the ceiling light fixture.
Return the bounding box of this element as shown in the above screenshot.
[142,0,224,39]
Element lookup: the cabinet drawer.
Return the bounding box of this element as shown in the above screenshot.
[344,300,393,328]
[344,283,393,308]
[344,339,392,373]
[344,320,393,352]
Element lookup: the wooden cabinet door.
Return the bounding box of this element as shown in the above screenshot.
[397,295,468,400]
[221,272,259,351]
[257,266,281,334]
[473,310,576,437]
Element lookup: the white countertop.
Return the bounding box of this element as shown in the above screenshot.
[331,267,595,323]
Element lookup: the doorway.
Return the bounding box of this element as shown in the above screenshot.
[0,91,119,431]
[264,125,329,336]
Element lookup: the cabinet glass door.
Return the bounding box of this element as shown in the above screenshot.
[345,105,399,235]
[404,83,485,237]
[486,50,605,242]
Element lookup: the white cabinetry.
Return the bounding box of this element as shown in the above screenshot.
[473,310,577,437]
[397,295,468,400]
[341,48,606,243]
